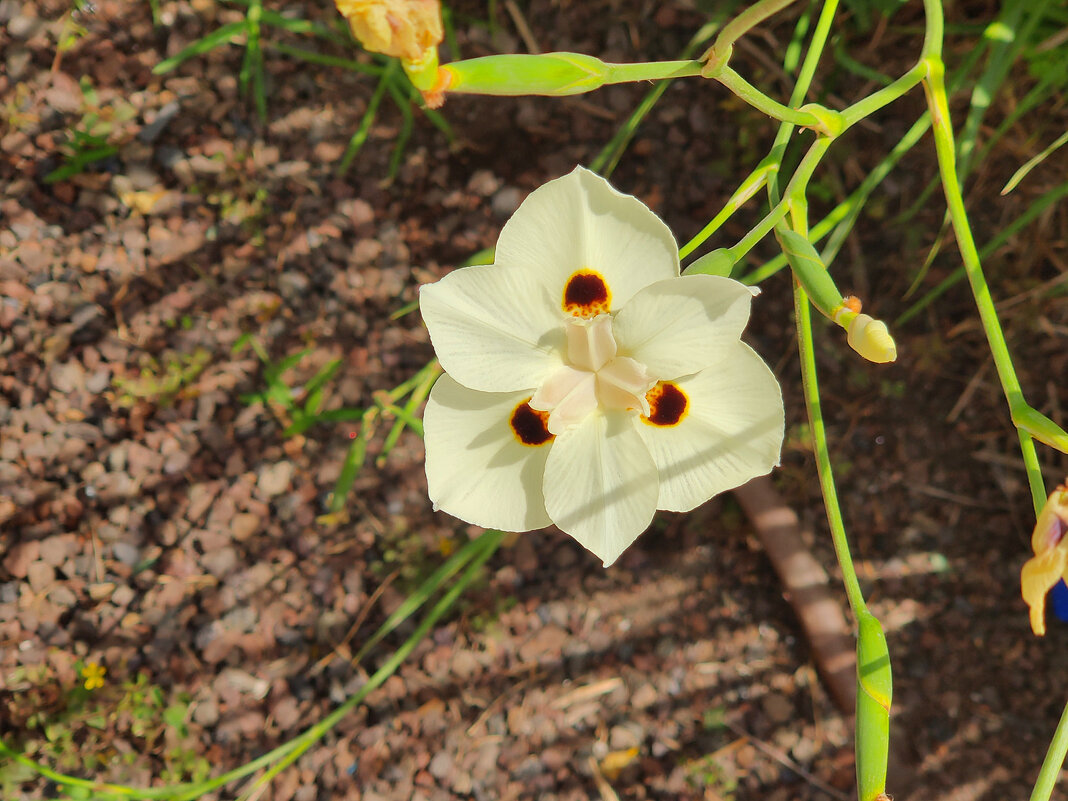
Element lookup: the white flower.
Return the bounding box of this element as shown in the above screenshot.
[420,167,785,566]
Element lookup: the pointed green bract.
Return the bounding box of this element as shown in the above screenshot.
[856,611,892,801]
[443,52,609,97]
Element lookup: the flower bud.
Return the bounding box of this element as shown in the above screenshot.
[845,313,897,364]
[683,248,734,277]
[440,52,608,97]
[335,0,442,63]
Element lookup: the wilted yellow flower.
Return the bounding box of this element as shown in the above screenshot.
[335,0,442,63]
[1021,481,1068,635]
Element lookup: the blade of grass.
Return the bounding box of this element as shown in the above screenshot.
[339,61,397,174]
[233,530,505,801]
[384,79,415,179]
[153,20,248,74]
[265,41,382,75]
[896,179,1068,323]
[327,415,373,514]
[258,7,352,47]
[590,20,719,178]
[1002,129,1068,195]
[350,533,493,666]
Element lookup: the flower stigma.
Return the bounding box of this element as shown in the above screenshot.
[642,382,689,427]
[530,313,656,435]
[510,401,554,446]
[563,269,611,316]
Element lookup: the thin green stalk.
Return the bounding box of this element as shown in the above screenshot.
[737,40,991,287]
[838,62,927,130]
[715,67,825,129]
[710,0,799,60]
[1030,698,1068,801]
[896,180,1068,323]
[339,60,397,173]
[602,59,704,82]
[1019,429,1047,517]
[793,287,868,619]
[766,0,841,204]
[922,55,1050,492]
[722,139,830,266]
[679,158,776,259]
[591,21,719,179]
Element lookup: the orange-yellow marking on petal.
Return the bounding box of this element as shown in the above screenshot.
[562,270,611,317]
[642,382,688,427]
[510,400,554,446]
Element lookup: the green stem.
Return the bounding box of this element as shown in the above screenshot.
[710,0,799,59]
[922,53,1047,498]
[1030,698,1068,801]
[679,158,776,259]
[766,0,841,204]
[839,62,927,130]
[794,282,868,619]
[723,139,830,265]
[603,59,703,82]
[716,66,824,129]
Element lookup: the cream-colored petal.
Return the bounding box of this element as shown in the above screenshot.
[420,263,565,392]
[1021,548,1068,637]
[566,314,616,372]
[529,366,598,435]
[423,375,552,531]
[543,411,659,566]
[494,167,679,312]
[636,344,784,512]
[613,275,757,380]
[596,357,654,415]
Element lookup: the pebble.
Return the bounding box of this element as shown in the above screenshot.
[258,461,294,497]
[428,751,454,782]
[26,562,54,593]
[761,692,794,724]
[112,541,141,566]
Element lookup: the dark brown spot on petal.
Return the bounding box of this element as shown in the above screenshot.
[642,382,688,427]
[510,401,554,446]
[563,269,611,317]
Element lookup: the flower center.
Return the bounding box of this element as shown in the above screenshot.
[529,314,656,435]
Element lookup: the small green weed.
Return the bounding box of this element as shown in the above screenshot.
[111,348,211,408]
[682,751,739,798]
[234,335,361,437]
[0,661,209,797]
[45,77,136,184]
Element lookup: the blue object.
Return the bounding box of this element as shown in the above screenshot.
[1051,580,1068,623]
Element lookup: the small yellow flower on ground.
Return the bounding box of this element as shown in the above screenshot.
[82,661,106,690]
[335,0,442,63]
[1021,480,1068,635]
[420,167,785,566]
